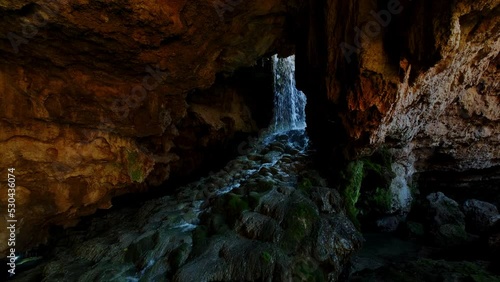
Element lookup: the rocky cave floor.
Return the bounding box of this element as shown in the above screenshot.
[8,130,362,281]
[350,232,500,282]
[6,130,500,282]
[349,190,500,281]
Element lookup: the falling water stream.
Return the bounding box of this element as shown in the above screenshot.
[270,55,307,133]
[11,55,311,281]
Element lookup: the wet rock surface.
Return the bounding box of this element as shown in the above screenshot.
[0,0,287,254]
[352,257,500,282]
[351,191,500,281]
[295,0,499,235]
[9,131,362,281]
[425,192,467,246]
[298,0,499,168]
[463,199,499,234]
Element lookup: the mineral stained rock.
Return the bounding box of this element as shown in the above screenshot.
[296,0,499,213]
[0,0,289,254]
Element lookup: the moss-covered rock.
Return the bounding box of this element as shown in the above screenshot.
[227,194,250,215]
[261,251,273,264]
[342,160,364,227]
[126,150,144,182]
[191,226,208,257]
[280,195,320,252]
[169,242,191,270]
[293,258,325,282]
[425,192,467,246]
[255,179,275,192]
[207,192,252,229]
[340,148,400,230]
[298,178,313,193]
[372,187,393,213]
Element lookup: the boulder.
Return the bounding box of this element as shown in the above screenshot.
[462,199,499,234]
[425,192,467,246]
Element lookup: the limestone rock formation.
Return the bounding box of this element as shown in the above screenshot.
[425,192,467,246]
[0,0,497,262]
[0,0,288,254]
[463,199,499,234]
[296,0,499,214]
[11,132,362,281]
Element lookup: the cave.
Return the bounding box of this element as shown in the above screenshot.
[1,0,499,281]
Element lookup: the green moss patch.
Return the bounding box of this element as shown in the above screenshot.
[298,178,313,193]
[209,193,251,228]
[342,161,364,227]
[293,258,325,282]
[126,150,144,182]
[191,226,208,256]
[340,148,400,227]
[227,194,250,215]
[372,187,392,212]
[280,199,319,252]
[261,251,273,264]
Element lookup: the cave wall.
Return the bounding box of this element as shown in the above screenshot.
[0,0,287,254]
[296,0,499,212]
[0,0,498,255]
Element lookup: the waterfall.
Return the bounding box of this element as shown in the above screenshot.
[270,55,307,133]
[239,54,309,153]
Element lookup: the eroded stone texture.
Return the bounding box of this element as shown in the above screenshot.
[11,131,362,281]
[296,0,499,213]
[0,0,288,254]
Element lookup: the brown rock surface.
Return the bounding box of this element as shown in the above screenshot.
[296,0,499,205]
[0,0,498,257]
[294,0,499,216]
[0,0,288,254]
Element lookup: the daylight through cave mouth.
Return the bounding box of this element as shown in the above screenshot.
[270,54,307,134]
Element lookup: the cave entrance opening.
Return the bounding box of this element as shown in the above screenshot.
[256,54,309,152]
[269,54,307,134]
[14,56,317,281]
